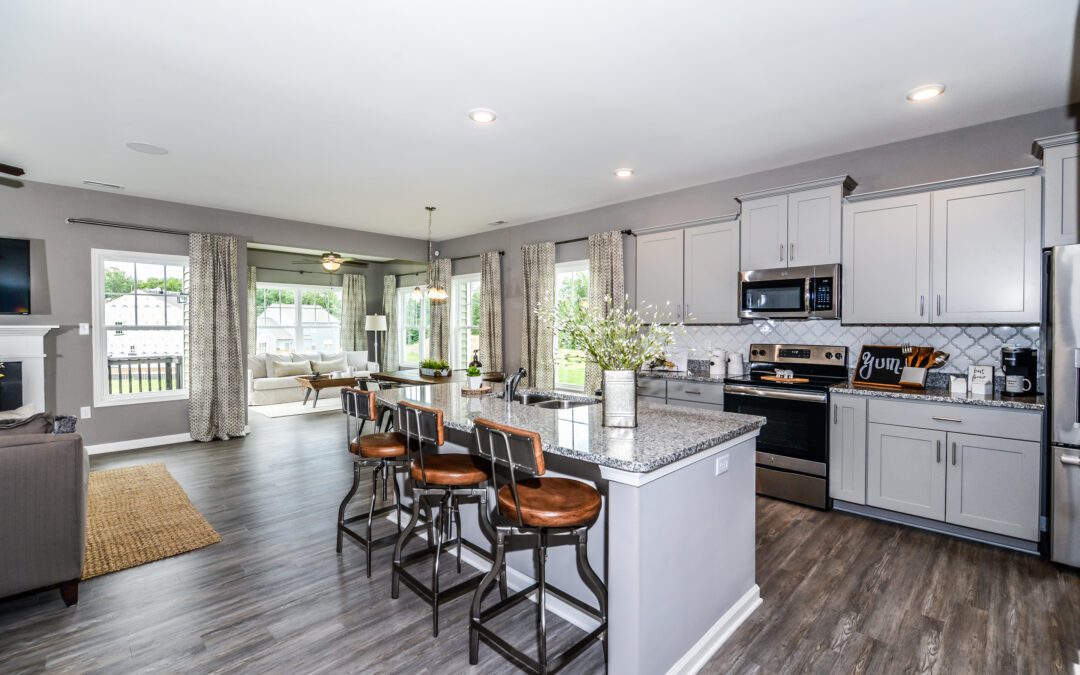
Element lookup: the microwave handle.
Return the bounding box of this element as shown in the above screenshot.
[779,244,783,263]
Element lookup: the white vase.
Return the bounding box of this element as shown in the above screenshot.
[467,375,483,389]
[602,369,637,428]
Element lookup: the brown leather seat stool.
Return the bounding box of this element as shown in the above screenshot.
[337,388,422,577]
[391,401,503,637]
[469,418,607,674]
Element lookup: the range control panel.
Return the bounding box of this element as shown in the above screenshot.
[748,344,848,366]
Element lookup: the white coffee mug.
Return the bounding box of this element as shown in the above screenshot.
[1005,375,1032,393]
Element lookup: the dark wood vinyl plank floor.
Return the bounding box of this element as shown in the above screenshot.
[1,410,1077,674]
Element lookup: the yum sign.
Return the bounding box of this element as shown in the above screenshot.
[853,346,907,388]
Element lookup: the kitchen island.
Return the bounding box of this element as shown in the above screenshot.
[375,383,765,674]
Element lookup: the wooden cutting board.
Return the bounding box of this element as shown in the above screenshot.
[760,375,810,384]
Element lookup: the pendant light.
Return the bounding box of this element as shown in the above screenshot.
[425,206,449,302]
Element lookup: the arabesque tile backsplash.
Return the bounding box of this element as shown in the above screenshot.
[675,320,1040,376]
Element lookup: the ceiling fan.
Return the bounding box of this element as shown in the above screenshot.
[0,161,25,188]
[291,251,368,273]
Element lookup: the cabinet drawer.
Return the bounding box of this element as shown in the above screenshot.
[667,398,724,412]
[867,398,1041,442]
[667,380,724,405]
[636,378,667,399]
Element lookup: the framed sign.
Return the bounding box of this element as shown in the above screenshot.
[853,345,906,388]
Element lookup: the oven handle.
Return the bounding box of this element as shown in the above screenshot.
[723,384,828,403]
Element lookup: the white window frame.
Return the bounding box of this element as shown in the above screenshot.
[253,281,343,355]
[91,249,190,408]
[396,285,429,368]
[450,273,481,370]
[554,259,590,392]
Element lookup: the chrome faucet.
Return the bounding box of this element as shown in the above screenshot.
[504,367,527,401]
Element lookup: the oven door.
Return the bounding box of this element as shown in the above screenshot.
[739,271,810,319]
[723,384,828,475]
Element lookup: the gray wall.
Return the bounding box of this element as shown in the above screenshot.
[0,181,426,445]
[438,105,1078,372]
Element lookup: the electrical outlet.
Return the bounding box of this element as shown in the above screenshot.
[715,454,729,476]
[80,406,92,419]
[78,323,90,336]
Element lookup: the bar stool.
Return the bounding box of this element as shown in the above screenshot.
[469,417,607,674]
[336,387,411,577]
[391,400,499,637]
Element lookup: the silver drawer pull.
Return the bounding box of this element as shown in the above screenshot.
[931,416,963,423]
[683,390,702,395]
[1062,454,1080,466]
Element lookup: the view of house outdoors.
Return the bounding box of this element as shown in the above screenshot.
[453,277,481,369]
[397,287,430,366]
[102,259,188,395]
[255,284,342,355]
[555,262,589,390]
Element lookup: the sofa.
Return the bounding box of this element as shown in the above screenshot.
[0,413,88,606]
[247,351,379,406]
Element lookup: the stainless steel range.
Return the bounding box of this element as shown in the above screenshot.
[723,344,849,509]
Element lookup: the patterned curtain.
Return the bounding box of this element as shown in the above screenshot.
[246,265,257,356]
[382,274,398,371]
[479,251,503,373]
[586,230,626,393]
[339,274,367,352]
[520,242,555,389]
[188,233,246,442]
[428,258,452,363]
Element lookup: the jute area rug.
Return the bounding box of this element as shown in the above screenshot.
[83,463,221,580]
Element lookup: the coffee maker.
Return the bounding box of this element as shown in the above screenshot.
[1001,346,1037,396]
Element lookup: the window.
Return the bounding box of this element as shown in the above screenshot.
[450,274,481,370]
[554,260,589,391]
[396,286,431,367]
[254,283,342,355]
[91,249,189,407]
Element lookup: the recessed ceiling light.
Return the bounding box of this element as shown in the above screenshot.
[126,141,169,155]
[82,179,124,190]
[614,168,635,178]
[906,84,946,102]
[468,109,497,124]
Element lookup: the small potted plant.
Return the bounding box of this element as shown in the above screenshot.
[466,365,483,389]
[420,359,451,377]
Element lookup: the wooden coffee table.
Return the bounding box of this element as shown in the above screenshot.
[296,374,359,406]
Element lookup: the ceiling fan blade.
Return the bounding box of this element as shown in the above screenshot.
[0,162,25,177]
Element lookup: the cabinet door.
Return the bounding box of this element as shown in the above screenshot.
[684,221,740,323]
[945,432,1040,540]
[636,229,684,321]
[788,185,842,266]
[931,176,1042,324]
[1043,142,1080,247]
[842,193,931,324]
[829,394,867,504]
[740,195,788,270]
[866,423,946,520]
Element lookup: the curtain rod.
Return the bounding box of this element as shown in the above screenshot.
[68,217,194,236]
[449,250,505,263]
[553,228,635,247]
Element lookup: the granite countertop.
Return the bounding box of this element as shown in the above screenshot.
[830,380,1045,411]
[374,383,765,473]
[637,370,727,384]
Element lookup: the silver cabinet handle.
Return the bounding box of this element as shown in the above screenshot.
[683,390,702,395]
[920,296,925,317]
[936,295,942,316]
[931,416,963,423]
[952,441,957,466]
[833,404,838,424]
[789,242,795,261]
[779,243,784,262]
[1062,454,1080,466]
[936,439,941,463]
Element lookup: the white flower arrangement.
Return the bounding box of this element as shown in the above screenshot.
[546,295,686,371]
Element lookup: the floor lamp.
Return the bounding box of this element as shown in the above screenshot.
[365,315,387,367]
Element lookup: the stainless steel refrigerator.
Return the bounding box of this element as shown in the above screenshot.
[1048,244,1080,567]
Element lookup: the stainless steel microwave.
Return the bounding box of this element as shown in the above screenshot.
[738,264,840,320]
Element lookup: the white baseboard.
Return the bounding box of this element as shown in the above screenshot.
[666,585,762,675]
[86,432,192,455]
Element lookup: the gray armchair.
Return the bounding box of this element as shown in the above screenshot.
[0,431,88,605]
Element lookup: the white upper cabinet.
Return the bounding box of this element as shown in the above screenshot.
[842,193,931,324]
[636,229,684,320]
[684,220,740,324]
[737,176,855,271]
[1034,132,1080,247]
[931,176,1042,324]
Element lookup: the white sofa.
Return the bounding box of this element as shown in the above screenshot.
[247,351,379,406]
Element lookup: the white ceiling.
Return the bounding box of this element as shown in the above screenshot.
[1,1,1077,239]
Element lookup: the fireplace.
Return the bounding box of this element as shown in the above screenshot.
[0,361,23,411]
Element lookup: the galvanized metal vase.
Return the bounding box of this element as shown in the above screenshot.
[602,369,637,428]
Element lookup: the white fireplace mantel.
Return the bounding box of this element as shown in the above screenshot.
[0,325,59,413]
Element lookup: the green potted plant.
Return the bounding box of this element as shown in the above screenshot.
[420,359,451,377]
[465,365,483,389]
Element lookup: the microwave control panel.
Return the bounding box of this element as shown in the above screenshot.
[809,277,834,311]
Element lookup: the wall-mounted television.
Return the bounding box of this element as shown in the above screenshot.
[0,238,31,315]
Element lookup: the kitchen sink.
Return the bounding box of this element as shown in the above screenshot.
[530,399,595,410]
[502,392,558,405]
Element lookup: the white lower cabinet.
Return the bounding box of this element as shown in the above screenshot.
[867,423,947,520]
[945,432,1041,540]
[829,394,867,504]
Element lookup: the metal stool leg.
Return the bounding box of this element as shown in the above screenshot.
[454,494,464,573]
[392,492,423,599]
[576,527,608,662]
[536,531,548,668]
[364,465,379,577]
[430,492,448,637]
[336,462,362,553]
[390,465,403,533]
[470,528,507,665]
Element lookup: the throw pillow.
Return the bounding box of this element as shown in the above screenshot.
[310,358,347,373]
[273,361,313,378]
[265,353,294,377]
